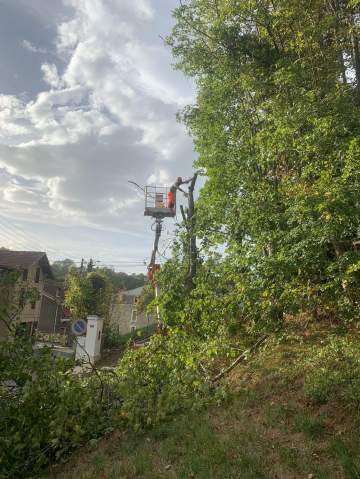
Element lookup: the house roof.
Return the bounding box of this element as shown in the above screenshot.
[124,286,144,297]
[0,250,54,279]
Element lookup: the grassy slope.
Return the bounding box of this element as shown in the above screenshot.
[46,323,360,479]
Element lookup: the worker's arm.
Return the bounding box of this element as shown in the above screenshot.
[177,186,188,196]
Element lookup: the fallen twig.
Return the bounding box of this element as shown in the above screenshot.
[212,334,269,383]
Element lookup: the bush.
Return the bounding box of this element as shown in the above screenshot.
[102,325,126,349]
[103,324,157,349]
[1,327,225,476]
[302,336,360,408]
[115,329,228,430]
[0,339,119,478]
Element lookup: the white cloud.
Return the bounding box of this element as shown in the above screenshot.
[3,183,43,205]
[0,0,195,247]
[0,95,32,138]
[147,169,171,185]
[41,63,63,89]
[22,39,47,54]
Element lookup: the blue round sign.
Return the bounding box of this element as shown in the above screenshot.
[71,319,87,336]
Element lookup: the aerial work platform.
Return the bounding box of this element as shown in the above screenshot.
[144,185,176,219]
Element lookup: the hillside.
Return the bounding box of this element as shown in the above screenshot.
[47,322,360,479]
[51,259,147,290]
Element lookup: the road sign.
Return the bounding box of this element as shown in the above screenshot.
[71,319,87,336]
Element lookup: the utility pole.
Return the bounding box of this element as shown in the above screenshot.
[87,258,94,273]
[79,258,85,276]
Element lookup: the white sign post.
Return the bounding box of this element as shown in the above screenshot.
[73,316,103,364]
[85,315,103,363]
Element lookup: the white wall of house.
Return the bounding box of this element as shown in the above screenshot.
[109,291,155,335]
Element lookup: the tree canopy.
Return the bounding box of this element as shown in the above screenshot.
[159,0,360,328]
[64,271,112,319]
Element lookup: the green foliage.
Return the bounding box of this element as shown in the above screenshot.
[98,267,147,291]
[0,272,120,478]
[302,336,360,407]
[102,324,157,349]
[102,325,126,349]
[0,270,40,336]
[165,0,360,327]
[0,339,118,478]
[65,271,112,319]
[115,330,228,430]
[51,260,146,291]
[136,283,155,313]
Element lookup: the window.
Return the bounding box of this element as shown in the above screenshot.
[34,268,40,283]
[22,269,28,281]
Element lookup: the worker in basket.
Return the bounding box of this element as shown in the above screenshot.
[167,176,193,209]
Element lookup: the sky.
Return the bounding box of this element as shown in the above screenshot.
[0,0,196,272]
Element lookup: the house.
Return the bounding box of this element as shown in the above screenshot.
[0,250,63,339]
[38,279,64,334]
[0,265,13,340]
[109,286,155,335]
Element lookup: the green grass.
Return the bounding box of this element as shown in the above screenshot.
[46,396,342,479]
[330,439,360,479]
[292,411,326,439]
[47,405,270,479]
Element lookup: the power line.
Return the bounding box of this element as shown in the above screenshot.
[0,215,81,260]
[0,227,36,251]
[0,216,148,270]
[0,220,40,251]
[0,215,54,253]
[0,215,45,250]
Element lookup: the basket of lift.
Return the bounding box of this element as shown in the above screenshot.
[144,186,175,218]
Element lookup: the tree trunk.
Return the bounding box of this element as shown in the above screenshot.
[185,173,198,290]
[188,174,198,282]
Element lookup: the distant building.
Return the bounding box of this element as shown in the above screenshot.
[0,250,63,339]
[109,286,155,335]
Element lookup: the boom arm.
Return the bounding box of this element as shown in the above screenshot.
[148,219,163,281]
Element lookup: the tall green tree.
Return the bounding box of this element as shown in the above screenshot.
[65,271,112,319]
[96,267,147,291]
[166,0,360,324]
